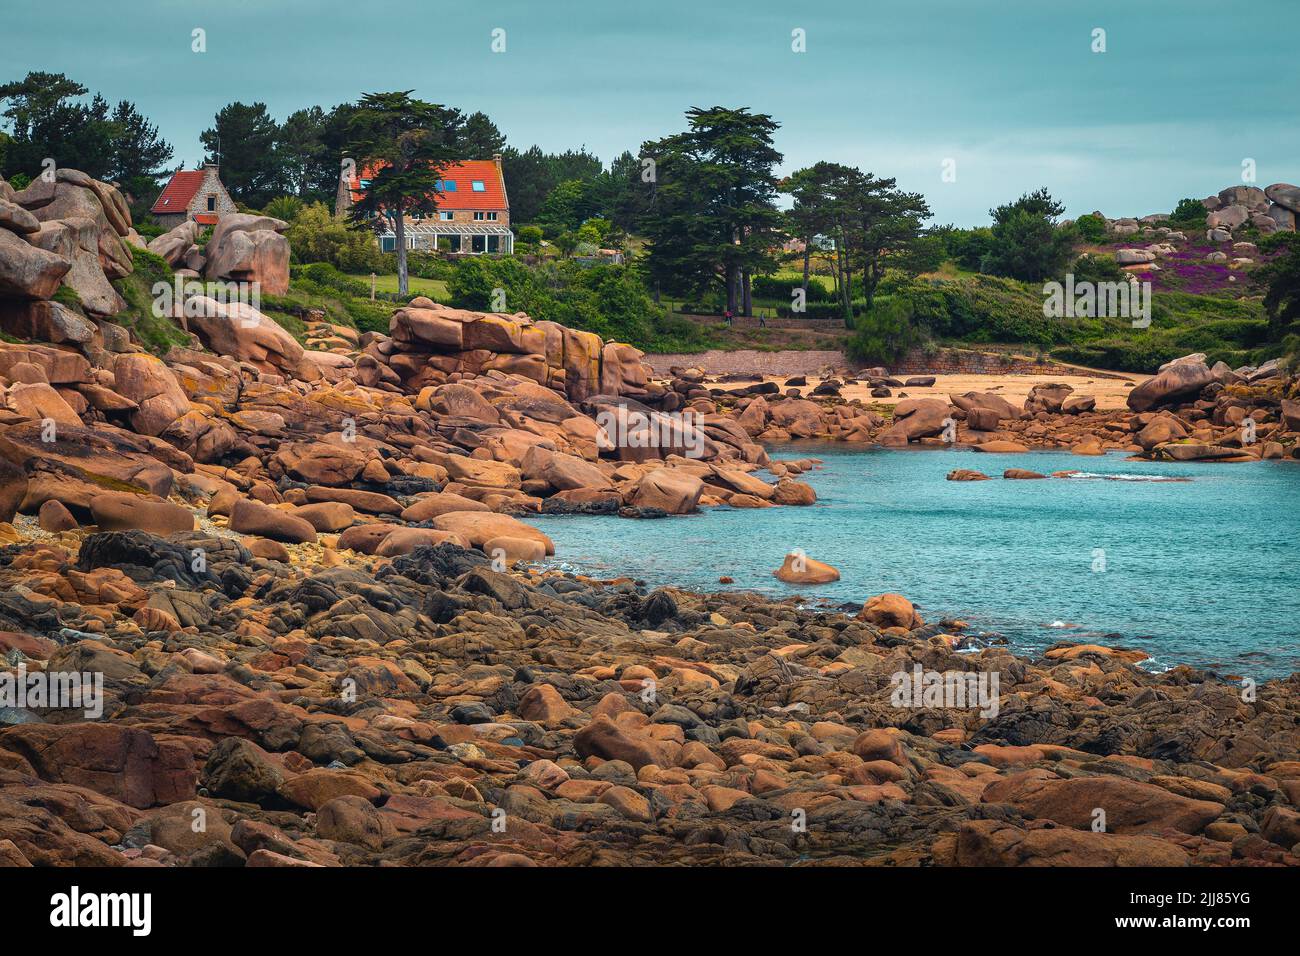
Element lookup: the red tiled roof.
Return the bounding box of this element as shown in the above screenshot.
[194,213,218,225]
[151,170,207,214]
[349,160,508,211]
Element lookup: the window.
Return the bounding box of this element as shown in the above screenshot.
[439,211,454,221]
[487,235,500,253]
[436,179,457,192]
[473,211,485,221]
[471,235,486,253]
[206,196,216,211]
[471,180,485,192]
[380,236,396,252]
[487,211,498,221]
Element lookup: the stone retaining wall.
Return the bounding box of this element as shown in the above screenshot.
[644,347,1128,380]
[643,349,847,377]
[890,348,1131,379]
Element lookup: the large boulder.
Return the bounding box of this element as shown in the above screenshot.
[16,169,133,281]
[982,771,1221,835]
[3,382,82,427]
[1024,383,1074,414]
[183,297,304,376]
[953,820,1188,867]
[562,326,604,400]
[521,445,611,492]
[270,441,368,486]
[389,305,466,351]
[1126,356,1214,412]
[857,593,922,629]
[1264,183,1300,215]
[228,498,316,544]
[1206,204,1249,230]
[203,214,289,295]
[774,552,840,584]
[0,197,40,234]
[0,228,70,299]
[0,722,197,809]
[951,392,1020,421]
[89,493,195,536]
[147,220,201,266]
[0,299,96,346]
[431,511,555,554]
[631,468,704,514]
[112,354,191,436]
[878,398,948,444]
[27,216,125,315]
[0,421,178,500]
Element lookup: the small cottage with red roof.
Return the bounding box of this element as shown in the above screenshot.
[151,164,236,230]
[336,154,514,255]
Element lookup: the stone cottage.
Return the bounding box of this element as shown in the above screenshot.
[151,165,237,230]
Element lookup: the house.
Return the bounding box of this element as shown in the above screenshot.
[336,154,514,255]
[151,164,236,230]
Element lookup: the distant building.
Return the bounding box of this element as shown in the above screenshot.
[337,154,514,255]
[151,164,236,229]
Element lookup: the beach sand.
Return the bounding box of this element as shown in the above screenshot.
[784,370,1149,411]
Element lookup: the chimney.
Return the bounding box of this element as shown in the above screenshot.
[493,152,502,171]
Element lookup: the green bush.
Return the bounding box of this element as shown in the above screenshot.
[286,202,386,273]
[1071,253,1125,284]
[448,256,712,352]
[263,195,305,222]
[1172,198,1207,224]
[292,262,370,297]
[752,274,833,302]
[848,297,930,364]
[1074,213,1109,243]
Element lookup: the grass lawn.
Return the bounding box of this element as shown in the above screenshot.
[353,274,451,300]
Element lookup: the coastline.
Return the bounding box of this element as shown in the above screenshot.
[0,285,1296,866]
[525,441,1299,679]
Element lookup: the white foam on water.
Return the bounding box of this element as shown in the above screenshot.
[1061,472,1190,483]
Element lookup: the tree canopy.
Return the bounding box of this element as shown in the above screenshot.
[639,106,784,313]
[344,90,464,295]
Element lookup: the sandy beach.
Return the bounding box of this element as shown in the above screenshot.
[795,370,1149,411]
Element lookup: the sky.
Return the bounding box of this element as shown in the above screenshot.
[3,0,1298,226]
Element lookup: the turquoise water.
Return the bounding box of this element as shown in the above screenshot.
[525,445,1300,679]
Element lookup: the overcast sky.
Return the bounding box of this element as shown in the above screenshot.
[4,0,1297,226]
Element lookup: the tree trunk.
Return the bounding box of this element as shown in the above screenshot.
[840,242,854,330]
[801,243,811,293]
[742,268,752,316]
[726,265,737,315]
[394,214,408,297]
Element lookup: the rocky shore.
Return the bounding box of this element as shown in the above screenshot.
[1,169,1298,867]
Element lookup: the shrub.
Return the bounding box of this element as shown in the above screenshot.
[848,297,929,364]
[1074,213,1109,243]
[285,202,385,273]
[263,195,305,222]
[1172,198,1207,223]
[292,262,370,297]
[752,274,833,302]
[1071,253,1125,284]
